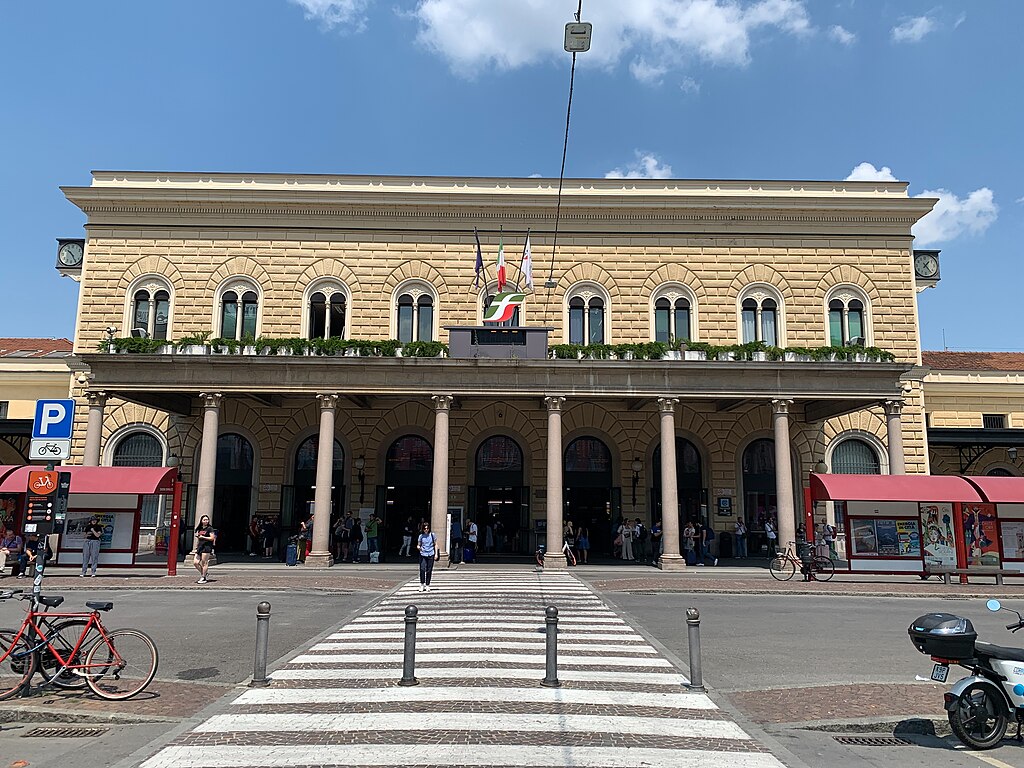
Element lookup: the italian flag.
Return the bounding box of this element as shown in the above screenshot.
[496,229,507,291]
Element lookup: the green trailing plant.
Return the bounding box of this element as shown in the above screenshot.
[551,344,583,359]
[308,337,351,356]
[682,341,719,360]
[402,341,447,357]
[612,343,641,359]
[174,332,211,349]
[641,341,669,359]
[732,341,769,360]
[765,345,786,361]
[583,343,614,360]
[209,337,240,354]
[103,336,167,353]
[861,346,896,362]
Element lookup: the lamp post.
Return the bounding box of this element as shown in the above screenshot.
[630,457,642,509]
[355,456,366,504]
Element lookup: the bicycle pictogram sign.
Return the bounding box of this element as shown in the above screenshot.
[28,471,59,495]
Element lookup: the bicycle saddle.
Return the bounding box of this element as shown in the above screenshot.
[37,595,64,608]
[86,601,113,612]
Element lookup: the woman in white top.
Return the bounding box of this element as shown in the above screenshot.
[618,521,634,561]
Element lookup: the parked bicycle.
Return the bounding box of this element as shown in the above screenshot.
[0,589,158,700]
[769,541,834,582]
[536,541,577,568]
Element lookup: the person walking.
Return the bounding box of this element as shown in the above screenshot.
[650,519,663,564]
[765,519,778,557]
[699,521,718,566]
[635,518,651,563]
[450,516,463,564]
[399,516,414,557]
[416,521,438,591]
[825,521,838,560]
[81,515,104,577]
[618,519,634,561]
[576,525,590,564]
[366,514,381,561]
[340,511,354,562]
[466,518,479,562]
[734,518,748,559]
[683,520,696,565]
[563,521,576,564]
[193,515,217,584]
[248,516,262,557]
[262,517,277,559]
[350,517,364,562]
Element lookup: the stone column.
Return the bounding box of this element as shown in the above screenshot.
[305,394,338,568]
[884,399,906,475]
[545,396,566,567]
[658,397,685,570]
[430,395,453,560]
[771,399,797,551]
[194,393,222,530]
[83,391,107,466]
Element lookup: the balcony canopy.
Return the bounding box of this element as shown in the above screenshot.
[809,473,983,503]
[0,466,177,495]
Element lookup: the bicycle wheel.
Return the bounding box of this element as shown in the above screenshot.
[84,628,159,700]
[37,618,95,689]
[769,555,796,581]
[0,629,35,701]
[811,556,835,582]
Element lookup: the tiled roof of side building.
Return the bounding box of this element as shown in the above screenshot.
[923,351,1024,372]
[0,338,73,358]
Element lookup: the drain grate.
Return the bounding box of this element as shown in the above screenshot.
[833,735,910,747]
[22,726,109,738]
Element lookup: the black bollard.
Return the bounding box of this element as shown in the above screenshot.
[249,601,272,687]
[684,607,706,692]
[541,605,560,687]
[399,604,419,686]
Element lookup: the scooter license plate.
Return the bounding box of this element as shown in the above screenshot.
[931,663,949,683]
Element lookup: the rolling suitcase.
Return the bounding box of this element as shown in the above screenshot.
[286,541,298,566]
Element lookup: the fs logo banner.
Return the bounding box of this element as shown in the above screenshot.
[482,292,526,323]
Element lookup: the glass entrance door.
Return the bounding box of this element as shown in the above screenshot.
[470,485,529,554]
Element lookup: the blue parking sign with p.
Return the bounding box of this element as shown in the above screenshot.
[33,399,76,440]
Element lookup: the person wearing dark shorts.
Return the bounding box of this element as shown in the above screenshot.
[193,515,217,584]
[416,522,438,592]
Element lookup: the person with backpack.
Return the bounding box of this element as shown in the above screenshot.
[635,518,650,563]
[416,521,439,591]
[350,517,364,563]
[699,521,718,566]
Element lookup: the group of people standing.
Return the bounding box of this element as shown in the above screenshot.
[611,518,662,564]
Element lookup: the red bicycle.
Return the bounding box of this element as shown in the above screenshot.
[0,589,158,700]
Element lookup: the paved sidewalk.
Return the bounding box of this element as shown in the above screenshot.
[133,570,791,767]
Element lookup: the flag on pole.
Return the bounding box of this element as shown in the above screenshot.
[474,228,484,288]
[521,229,534,290]
[496,227,507,291]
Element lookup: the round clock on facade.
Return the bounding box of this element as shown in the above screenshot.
[57,240,84,267]
[914,251,939,278]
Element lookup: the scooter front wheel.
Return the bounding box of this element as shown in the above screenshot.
[948,683,1008,750]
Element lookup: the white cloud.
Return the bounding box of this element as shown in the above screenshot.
[912,188,998,246]
[828,24,856,45]
[605,151,674,179]
[891,15,936,43]
[679,75,701,94]
[954,13,967,29]
[288,0,372,30]
[1016,196,1024,204]
[845,162,898,182]
[412,0,813,79]
[630,57,669,85]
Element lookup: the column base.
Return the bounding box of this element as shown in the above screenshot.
[541,557,569,570]
[303,552,335,568]
[658,554,687,571]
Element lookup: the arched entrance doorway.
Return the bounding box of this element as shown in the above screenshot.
[470,435,527,555]
[651,437,705,530]
[111,430,165,534]
[380,435,433,554]
[564,436,618,556]
[287,435,345,536]
[214,433,254,552]
[742,438,776,556]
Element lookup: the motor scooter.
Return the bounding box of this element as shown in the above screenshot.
[909,599,1024,750]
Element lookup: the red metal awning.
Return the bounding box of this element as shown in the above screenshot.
[810,473,983,503]
[963,476,1024,504]
[0,466,177,495]
[0,466,22,485]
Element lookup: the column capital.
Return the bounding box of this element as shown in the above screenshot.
[883,398,905,415]
[544,395,566,412]
[86,390,108,407]
[770,398,794,415]
[432,394,454,412]
[657,397,678,413]
[317,393,339,410]
[200,392,223,410]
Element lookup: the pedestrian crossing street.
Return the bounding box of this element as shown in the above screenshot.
[139,570,786,768]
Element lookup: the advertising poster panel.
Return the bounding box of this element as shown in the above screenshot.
[876,519,899,556]
[960,503,1000,567]
[1001,521,1024,560]
[64,511,116,548]
[896,519,922,557]
[920,503,956,568]
[851,521,878,555]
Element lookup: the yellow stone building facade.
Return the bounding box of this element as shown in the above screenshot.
[61,172,936,565]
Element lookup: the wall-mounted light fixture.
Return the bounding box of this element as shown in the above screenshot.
[814,458,828,474]
[355,455,366,503]
[1010,447,1019,461]
[631,457,642,508]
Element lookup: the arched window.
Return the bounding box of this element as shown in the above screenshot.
[826,287,870,346]
[112,431,164,527]
[566,284,608,345]
[476,436,524,472]
[831,438,881,474]
[218,280,260,341]
[988,468,1013,477]
[386,435,433,474]
[651,284,695,344]
[127,279,172,340]
[739,286,783,346]
[394,282,435,343]
[564,437,612,473]
[305,281,348,339]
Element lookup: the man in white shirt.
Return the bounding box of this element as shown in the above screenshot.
[467,518,479,562]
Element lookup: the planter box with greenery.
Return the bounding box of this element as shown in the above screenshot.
[101,337,172,354]
[174,333,211,355]
[402,341,447,358]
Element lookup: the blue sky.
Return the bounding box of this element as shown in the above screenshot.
[1,0,1020,351]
